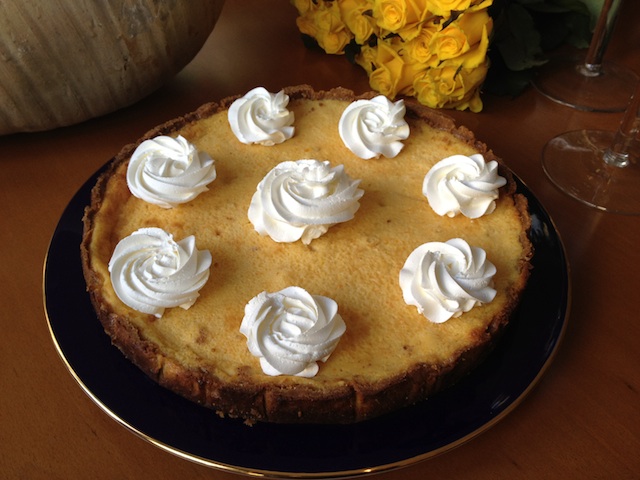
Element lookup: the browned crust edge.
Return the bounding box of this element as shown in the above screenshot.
[80,85,533,424]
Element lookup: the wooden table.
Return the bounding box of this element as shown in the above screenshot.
[2,1,639,478]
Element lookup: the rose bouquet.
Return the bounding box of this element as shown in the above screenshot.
[291,0,597,112]
[292,0,494,112]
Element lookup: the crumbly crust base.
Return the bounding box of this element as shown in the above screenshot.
[81,85,532,424]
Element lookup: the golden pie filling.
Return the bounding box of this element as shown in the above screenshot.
[82,86,532,424]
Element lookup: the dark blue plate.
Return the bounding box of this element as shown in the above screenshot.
[44,165,569,478]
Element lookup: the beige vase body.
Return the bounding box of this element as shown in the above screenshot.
[0,0,225,135]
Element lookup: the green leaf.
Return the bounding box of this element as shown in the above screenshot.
[562,10,592,48]
[523,0,590,14]
[494,3,547,71]
[484,0,597,96]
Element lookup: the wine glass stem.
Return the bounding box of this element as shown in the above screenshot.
[604,82,640,168]
[579,0,623,77]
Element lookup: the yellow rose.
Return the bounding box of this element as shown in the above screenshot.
[454,18,491,69]
[339,0,378,45]
[373,0,407,33]
[467,0,493,13]
[373,0,432,41]
[291,0,318,16]
[404,20,440,65]
[427,0,464,17]
[368,40,419,98]
[292,0,492,111]
[429,9,491,65]
[396,0,433,41]
[396,58,425,97]
[413,61,488,112]
[296,13,319,39]
[306,1,353,54]
[355,44,378,76]
[429,22,471,62]
[427,0,492,17]
[414,67,446,108]
[426,0,470,16]
[457,9,492,44]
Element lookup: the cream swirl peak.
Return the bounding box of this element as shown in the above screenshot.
[422,153,506,218]
[127,135,217,208]
[338,95,410,159]
[108,228,212,318]
[228,87,295,145]
[240,286,346,378]
[248,159,364,244]
[399,238,497,324]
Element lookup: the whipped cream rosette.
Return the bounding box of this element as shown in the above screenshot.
[108,227,212,318]
[240,286,346,378]
[228,87,295,145]
[423,153,506,218]
[248,159,364,244]
[338,95,410,159]
[399,238,497,323]
[127,135,217,208]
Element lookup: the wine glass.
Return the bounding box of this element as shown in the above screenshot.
[533,0,638,112]
[541,81,640,215]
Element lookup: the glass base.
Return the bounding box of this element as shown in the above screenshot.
[533,55,638,112]
[542,130,640,215]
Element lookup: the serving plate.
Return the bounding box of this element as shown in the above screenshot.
[44,164,569,478]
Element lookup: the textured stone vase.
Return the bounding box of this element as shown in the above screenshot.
[0,0,225,135]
